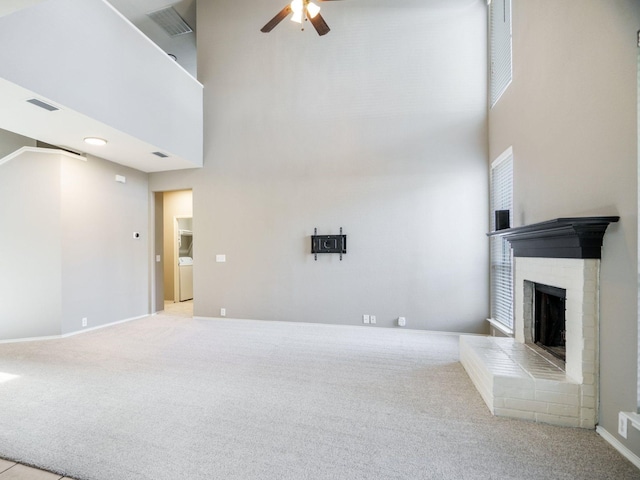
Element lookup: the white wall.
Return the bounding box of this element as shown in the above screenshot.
[489,0,639,455]
[0,149,62,339]
[0,133,150,340]
[151,0,489,332]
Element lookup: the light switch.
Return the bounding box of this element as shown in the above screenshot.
[216,254,226,263]
[156,255,161,262]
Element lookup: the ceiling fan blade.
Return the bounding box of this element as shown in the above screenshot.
[308,12,330,36]
[260,5,292,33]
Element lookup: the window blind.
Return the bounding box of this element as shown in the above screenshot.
[490,0,512,107]
[490,148,513,329]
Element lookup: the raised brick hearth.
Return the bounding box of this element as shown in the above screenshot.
[461,257,598,427]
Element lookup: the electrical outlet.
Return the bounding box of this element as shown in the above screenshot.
[220,308,226,317]
[398,317,406,327]
[370,315,376,324]
[82,317,87,328]
[363,314,370,324]
[619,412,628,438]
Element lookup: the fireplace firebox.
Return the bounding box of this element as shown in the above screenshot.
[534,283,566,361]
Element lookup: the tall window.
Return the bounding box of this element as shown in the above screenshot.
[490,147,514,330]
[490,0,512,107]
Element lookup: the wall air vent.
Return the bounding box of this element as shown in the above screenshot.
[26,98,59,111]
[152,151,169,158]
[147,6,193,37]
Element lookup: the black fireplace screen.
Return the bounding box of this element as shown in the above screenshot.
[534,283,567,361]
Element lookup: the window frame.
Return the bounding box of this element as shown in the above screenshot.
[489,147,514,332]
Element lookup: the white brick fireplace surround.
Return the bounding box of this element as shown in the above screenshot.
[460,217,618,428]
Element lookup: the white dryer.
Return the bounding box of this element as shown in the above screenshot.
[178,257,193,301]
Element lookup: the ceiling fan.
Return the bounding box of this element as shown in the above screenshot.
[260,0,339,36]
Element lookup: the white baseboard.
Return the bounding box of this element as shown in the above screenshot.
[0,314,148,344]
[192,316,488,337]
[597,425,640,470]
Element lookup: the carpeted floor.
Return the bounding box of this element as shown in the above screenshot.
[0,316,638,480]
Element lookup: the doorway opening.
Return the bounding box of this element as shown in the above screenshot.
[154,189,193,316]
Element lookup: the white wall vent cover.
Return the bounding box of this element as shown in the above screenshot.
[147,6,192,37]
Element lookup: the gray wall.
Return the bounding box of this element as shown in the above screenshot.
[150,0,489,332]
[489,0,639,453]
[60,154,149,334]
[154,192,164,312]
[0,129,35,157]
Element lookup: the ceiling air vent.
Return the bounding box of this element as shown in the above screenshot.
[147,6,193,36]
[26,98,59,111]
[152,151,169,158]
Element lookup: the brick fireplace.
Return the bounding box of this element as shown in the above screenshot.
[460,217,618,428]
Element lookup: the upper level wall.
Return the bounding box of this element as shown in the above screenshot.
[0,0,202,169]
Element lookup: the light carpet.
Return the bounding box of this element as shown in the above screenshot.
[0,316,637,480]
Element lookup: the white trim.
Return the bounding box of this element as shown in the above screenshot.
[489,0,512,108]
[0,314,148,344]
[491,146,513,169]
[596,425,640,470]
[486,317,513,336]
[0,146,86,167]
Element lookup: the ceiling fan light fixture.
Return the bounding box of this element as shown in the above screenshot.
[291,10,303,23]
[290,0,303,23]
[306,2,321,19]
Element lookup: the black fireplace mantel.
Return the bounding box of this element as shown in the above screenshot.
[487,217,619,259]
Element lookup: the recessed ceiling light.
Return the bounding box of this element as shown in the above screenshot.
[84,137,107,146]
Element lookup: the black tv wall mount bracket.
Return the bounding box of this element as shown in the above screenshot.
[311,227,347,261]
